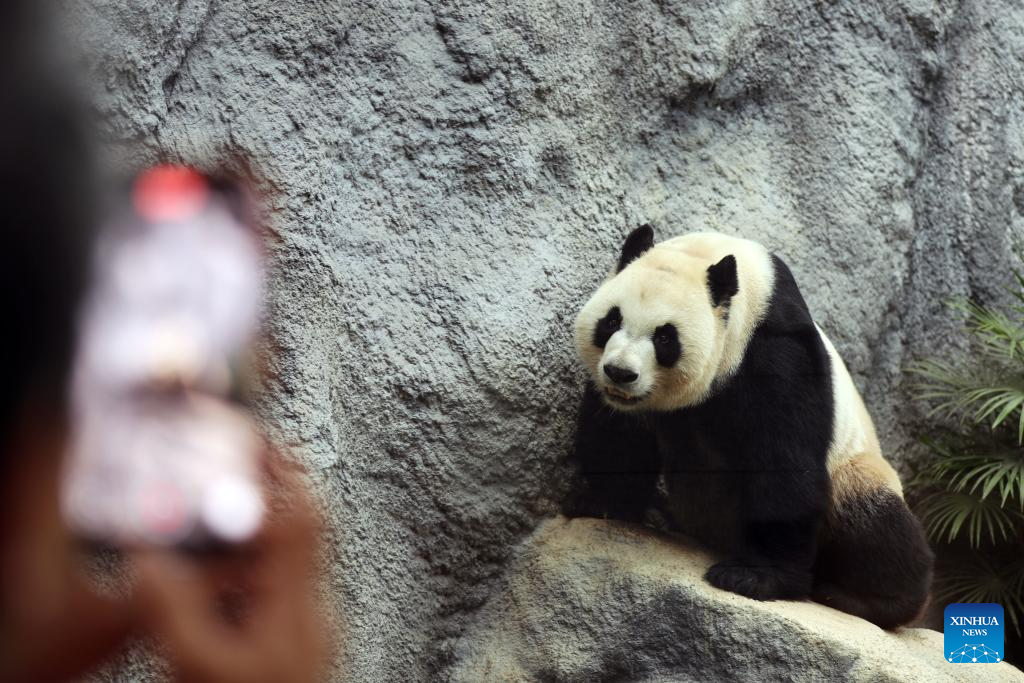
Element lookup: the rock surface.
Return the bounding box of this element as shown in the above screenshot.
[453,517,1024,682]
[59,0,1024,680]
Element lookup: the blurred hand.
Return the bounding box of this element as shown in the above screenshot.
[132,451,328,683]
[0,422,134,683]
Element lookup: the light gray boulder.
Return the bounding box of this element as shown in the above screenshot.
[452,517,1024,682]
[59,0,1024,679]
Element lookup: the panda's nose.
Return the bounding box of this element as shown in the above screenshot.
[603,364,638,385]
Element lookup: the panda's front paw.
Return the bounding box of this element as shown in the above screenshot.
[705,561,811,601]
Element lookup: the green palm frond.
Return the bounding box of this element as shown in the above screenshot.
[934,556,1024,636]
[909,270,1024,644]
[908,361,1024,443]
[952,300,1024,364]
[916,489,1024,547]
[1007,248,1024,336]
[915,438,1024,508]
[1010,265,1024,313]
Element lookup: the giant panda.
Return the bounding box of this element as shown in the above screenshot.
[565,224,934,629]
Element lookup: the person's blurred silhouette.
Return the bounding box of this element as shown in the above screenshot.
[0,4,328,682]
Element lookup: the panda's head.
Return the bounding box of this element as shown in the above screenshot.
[574,225,754,412]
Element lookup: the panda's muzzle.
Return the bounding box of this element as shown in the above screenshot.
[603,385,645,405]
[601,364,646,404]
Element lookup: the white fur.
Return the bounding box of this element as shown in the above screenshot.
[817,326,902,496]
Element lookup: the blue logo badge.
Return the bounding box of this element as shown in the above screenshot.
[944,603,1004,663]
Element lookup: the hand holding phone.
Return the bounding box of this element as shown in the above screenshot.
[62,166,267,548]
[132,451,328,683]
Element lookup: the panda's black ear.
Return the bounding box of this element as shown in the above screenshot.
[707,255,738,307]
[616,224,655,273]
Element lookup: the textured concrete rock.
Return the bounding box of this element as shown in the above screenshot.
[452,518,1024,682]
[60,0,1024,680]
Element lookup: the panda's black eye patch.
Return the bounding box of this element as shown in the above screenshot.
[652,323,681,367]
[593,306,622,348]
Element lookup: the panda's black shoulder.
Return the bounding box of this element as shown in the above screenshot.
[703,253,834,461]
[758,254,818,335]
[736,253,833,399]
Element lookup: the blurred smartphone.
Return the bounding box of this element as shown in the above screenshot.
[62,166,266,548]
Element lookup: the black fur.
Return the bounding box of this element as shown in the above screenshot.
[566,253,933,627]
[707,255,739,307]
[652,324,681,367]
[563,384,660,523]
[616,224,654,273]
[812,489,934,629]
[593,306,621,348]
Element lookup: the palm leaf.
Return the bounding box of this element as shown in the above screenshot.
[951,300,1024,364]
[935,557,1024,636]
[909,277,1024,638]
[908,361,1024,443]
[918,452,1024,509]
[1009,244,1024,319]
[916,489,1023,547]
[1010,263,1024,312]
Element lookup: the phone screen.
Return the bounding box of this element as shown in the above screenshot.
[61,166,266,547]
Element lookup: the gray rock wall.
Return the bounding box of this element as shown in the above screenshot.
[65,0,1024,680]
